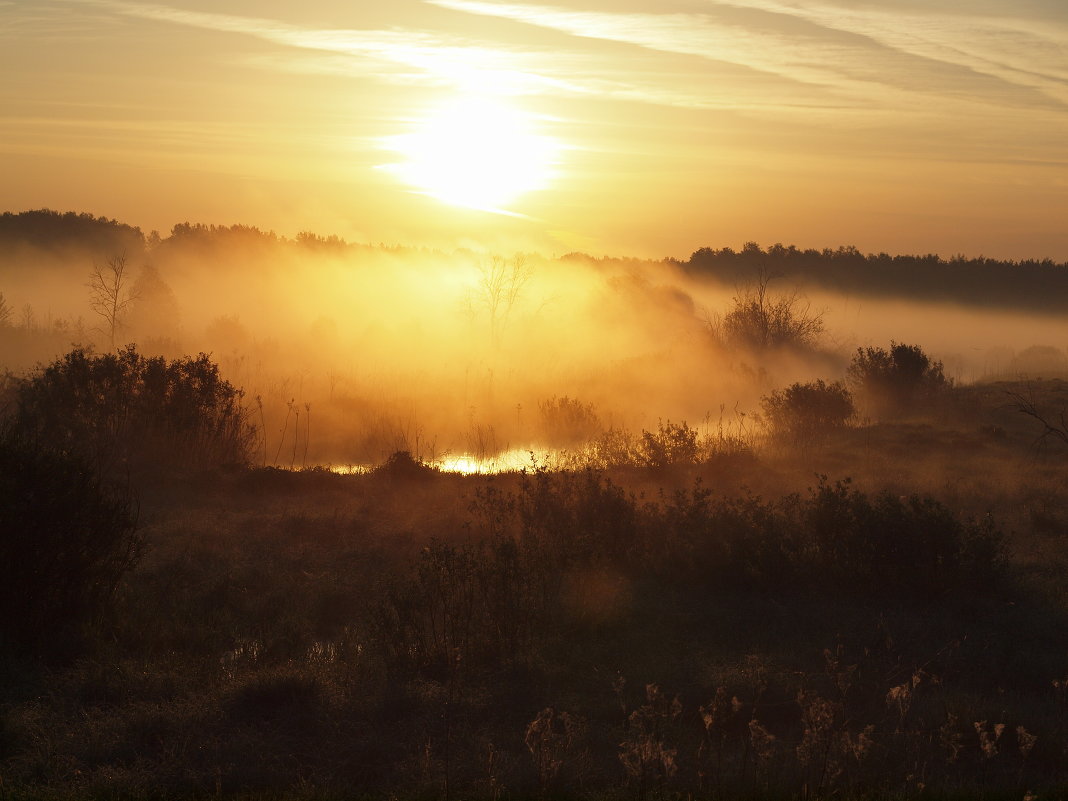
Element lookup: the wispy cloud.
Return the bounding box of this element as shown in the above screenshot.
[55,0,1068,120]
[429,0,841,90]
[1,0,127,41]
[57,0,851,114]
[66,0,581,97]
[728,0,1068,102]
[428,0,1068,111]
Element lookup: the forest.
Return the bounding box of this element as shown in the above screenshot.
[1,209,1068,800]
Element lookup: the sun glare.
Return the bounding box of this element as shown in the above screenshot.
[381,96,560,213]
[436,449,545,474]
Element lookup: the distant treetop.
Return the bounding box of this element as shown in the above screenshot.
[168,221,279,243]
[0,209,145,256]
[678,242,1068,313]
[3,210,1065,312]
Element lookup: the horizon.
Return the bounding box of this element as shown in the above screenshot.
[8,207,1068,266]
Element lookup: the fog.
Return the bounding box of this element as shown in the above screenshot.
[3,228,1065,467]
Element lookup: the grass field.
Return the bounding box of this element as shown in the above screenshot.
[2,378,1067,800]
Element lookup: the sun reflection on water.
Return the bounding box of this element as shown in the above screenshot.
[435,448,547,474]
[323,448,556,476]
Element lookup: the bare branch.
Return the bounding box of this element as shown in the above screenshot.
[1006,386,1068,449]
[476,254,532,346]
[720,267,824,350]
[87,252,140,349]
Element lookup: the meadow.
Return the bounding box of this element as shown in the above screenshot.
[2,213,1068,799]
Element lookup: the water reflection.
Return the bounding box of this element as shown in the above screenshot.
[323,447,557,475]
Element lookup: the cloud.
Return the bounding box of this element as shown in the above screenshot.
[727,0,1068,101]
[427,0,1068,111]
[429,0,835,88]
[58,0,1068,118]
[66,0,580,96]
[55,0,845,114]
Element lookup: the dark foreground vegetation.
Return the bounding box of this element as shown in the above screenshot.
[3,346,1068,800]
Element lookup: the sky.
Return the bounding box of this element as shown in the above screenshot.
[3,0,1068,259]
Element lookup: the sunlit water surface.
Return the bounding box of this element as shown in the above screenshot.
[323,448,558,475]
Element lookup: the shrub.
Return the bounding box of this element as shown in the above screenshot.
[374,450,437,481]
[0,430,141,651]
[538,395,601,447]
[12,346,255,479]
[382,536,551,673]
[718,270,824,351]
[639,420,699,468]
[656,478,1004,600]
[572,427,639,469]
[847,341,949,419]
[517,466,641,568]
[804,479,1004,598]
[761,379,854,447]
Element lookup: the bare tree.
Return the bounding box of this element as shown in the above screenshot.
[715,268,824,351]
[88,253,139,349]
[1007,386,1068,450]
[0,292,11,327]
[476,254,532,346]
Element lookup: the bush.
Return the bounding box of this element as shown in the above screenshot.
[718,270,824,351]
[847,341,949,419]
[538,396,601,448]
[465,472,1005,604]
[570,427,638,469]
[804,479,1004,598]
[516,467,641,568]
[374,450,437,481]
[0,430,141,652]
[639,420,699,468]
[12,346,255,479]
[761,379,854,447]
[658,478,1004,600]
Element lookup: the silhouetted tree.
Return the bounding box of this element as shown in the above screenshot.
[87,253,139,349]
[681,242,1068,314]
[474,254,531,346]
[1006,385,1068,451]
[716,269,823,351]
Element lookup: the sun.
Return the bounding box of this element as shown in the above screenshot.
[381,95,560,213]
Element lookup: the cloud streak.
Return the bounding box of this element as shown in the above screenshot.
[64,0,581,97]
[58,0,874,114]
[730,0,1068,101]
[427,0,1068,112]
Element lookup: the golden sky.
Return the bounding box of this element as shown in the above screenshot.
[2,0,1067,259]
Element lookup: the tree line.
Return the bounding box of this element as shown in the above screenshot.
[3,211,1067,312]
[677,242,1068,313]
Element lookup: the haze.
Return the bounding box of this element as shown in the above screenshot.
[3,221,1066,468]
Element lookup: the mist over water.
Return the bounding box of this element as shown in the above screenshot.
[3,225,1065,468]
